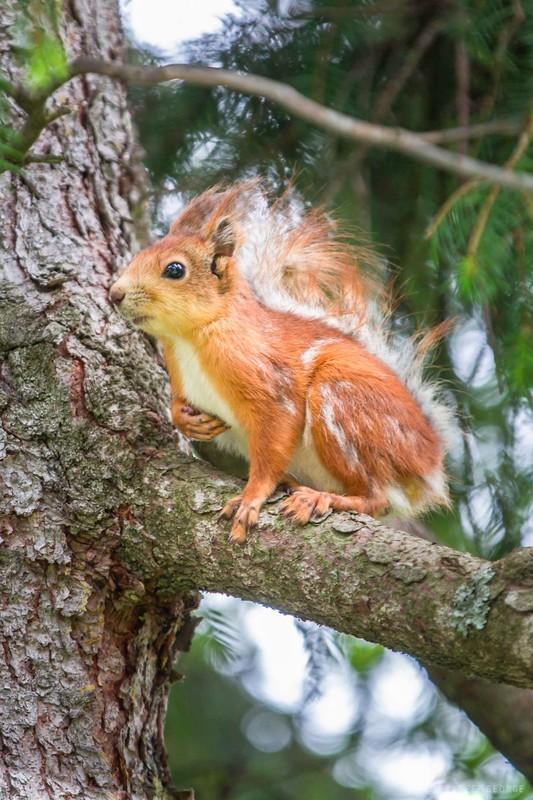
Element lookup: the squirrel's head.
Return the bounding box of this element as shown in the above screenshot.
[109,216,238,337]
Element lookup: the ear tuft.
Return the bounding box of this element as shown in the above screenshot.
[210,217,236,257]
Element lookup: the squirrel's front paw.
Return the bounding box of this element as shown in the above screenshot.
[219,494,261,543]
[172,403,230,441]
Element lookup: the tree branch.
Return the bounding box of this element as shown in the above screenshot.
[65,57,533,192]
[420,119,523,144]
[116,451,533,691]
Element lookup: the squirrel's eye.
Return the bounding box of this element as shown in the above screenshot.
[162,262,186,280]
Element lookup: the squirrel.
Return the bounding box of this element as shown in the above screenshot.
[109,181,454,543]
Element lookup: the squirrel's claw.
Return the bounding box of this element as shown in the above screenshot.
[280,488,332,524]
[189,422,230,442]
[219,494,261,543]
[173,405,230,441]
[219,495,242,521]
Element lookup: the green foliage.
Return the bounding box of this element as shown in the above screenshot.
[0,132,25,174]
[0,0,68,178]
[12,0,68,93]
[24,31,67,93]
[344,637,384,675]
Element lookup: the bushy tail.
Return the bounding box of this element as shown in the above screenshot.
[171,181,457,463]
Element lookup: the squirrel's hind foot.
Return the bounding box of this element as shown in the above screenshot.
[219,494,261,543]
[280,487,333,524]
[281,486,388,523]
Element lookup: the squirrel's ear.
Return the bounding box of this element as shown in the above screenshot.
[209,217,236,257]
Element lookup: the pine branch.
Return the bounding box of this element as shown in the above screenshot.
[3,59,530,190]
[323,14,444,201]
[466,116,533,259]
[0,78,71,175]
[63,58,533,192]
[421,119,523,144]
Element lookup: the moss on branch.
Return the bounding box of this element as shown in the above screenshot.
[108,451,533,690]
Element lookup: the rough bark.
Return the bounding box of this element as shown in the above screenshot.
[111,452,533,690]
[0,2,197,798]
[1,1,533,797]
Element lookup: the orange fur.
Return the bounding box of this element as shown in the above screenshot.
[110,184,450,542]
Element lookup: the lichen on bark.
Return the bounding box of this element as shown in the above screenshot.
[451,566,496,637]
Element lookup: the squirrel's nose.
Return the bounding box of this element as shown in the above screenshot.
[109,283,126,305]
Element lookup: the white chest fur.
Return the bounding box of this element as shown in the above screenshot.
[172,338,248,456]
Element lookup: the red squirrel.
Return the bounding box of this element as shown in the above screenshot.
[110,182,453,543]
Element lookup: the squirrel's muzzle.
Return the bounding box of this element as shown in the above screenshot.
[109,283,126,305]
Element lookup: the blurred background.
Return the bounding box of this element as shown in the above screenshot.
[119,1,533,797]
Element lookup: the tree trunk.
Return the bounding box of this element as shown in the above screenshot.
[0,3,196,797]
[2,1,533,796]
